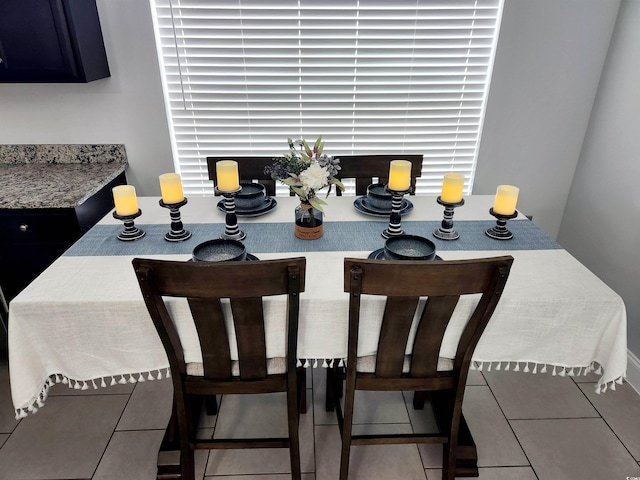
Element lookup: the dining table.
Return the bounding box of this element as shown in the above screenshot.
[7,193,628,474]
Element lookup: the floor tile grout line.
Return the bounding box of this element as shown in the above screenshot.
[312,370,329,480]
[402,390,433,475]
[308,384,318,480]
[90,386,137,479]
[480,373,541,480]
[399,391,430,480]
[571,380,640,464]
[202,393,223,478]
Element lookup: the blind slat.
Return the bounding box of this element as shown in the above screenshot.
[151,0,502,195]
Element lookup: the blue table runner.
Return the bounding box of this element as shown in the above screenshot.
[65,219,561,257]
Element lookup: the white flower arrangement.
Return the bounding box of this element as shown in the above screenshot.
[265,136,345,211]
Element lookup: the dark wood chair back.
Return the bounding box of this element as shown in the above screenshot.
[333,154,423,195]
[330,256,513,480]
[206,156,278,196]
[132,257,306,480]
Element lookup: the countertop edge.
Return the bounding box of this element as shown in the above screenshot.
[0,163,128,210]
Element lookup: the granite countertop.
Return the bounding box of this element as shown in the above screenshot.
[0,144,128,209]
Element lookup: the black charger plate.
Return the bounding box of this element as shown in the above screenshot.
[216,197,277,217]
[368,248,442,261]
[353,196,413,217]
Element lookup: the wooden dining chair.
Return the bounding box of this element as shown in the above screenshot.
[206,156,278,196]
[333,154,423,195]
[132,257,306,480]
[328,256,513,480]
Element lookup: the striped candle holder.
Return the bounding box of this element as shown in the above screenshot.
[433,196,465,241]
[216,187,246,241]
[159,198,191,242]
[485,208,518,240]
[112,209,145,242]
[381,186,411,239]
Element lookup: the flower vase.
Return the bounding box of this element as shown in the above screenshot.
[294,202,323,240]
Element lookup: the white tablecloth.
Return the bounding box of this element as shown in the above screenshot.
[8,196,627,417]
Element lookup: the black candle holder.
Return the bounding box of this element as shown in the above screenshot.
[381,186,411,239]
[485,208,518,240]
[216,187,246,241]
[113,209,145,241]
[433,197,465,241]
[159,198,191,242]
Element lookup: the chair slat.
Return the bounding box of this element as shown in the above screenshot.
[231,297,268,380]
[188,298,232,380]
[410,296,460,378]
[355,178,372,195]
[375,296,420,378]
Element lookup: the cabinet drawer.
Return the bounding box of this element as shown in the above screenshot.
[0,209,80,243]
[0,241,69,301]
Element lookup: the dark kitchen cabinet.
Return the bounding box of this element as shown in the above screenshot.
[0,172,126,305]
[0,0,110,82]
[0,171,125,358]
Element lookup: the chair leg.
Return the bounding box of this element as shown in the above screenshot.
[205,395,218,416]
[180,445,195,480]
[442,440,458,480]
[439,396,462,480]
[287,374,302,480]
[339,371,356,480]
[412,390,427,410]
[325,367,335,412]
[297,367,307,414]
[325,364,344,412]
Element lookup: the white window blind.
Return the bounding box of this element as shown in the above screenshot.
[151,0,503,196]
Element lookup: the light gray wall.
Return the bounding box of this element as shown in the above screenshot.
[474,0,620,238]
[0,0,174,196]
[558,0,640,357]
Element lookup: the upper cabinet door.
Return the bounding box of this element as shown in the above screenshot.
[0,0,110,83]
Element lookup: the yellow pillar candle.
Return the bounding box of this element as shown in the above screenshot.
[387,160,412,191]
[216,160,240,192]
[159,173,185,204]
[440,173,465,203]
[493,185,520,215]
[112,185,139,216]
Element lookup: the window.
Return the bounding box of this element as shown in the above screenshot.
[151,0,503,196]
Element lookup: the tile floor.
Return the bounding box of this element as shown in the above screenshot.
[1,360,640,480]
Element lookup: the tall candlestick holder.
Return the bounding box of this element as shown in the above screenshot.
[433,197,464,241]
[159,198,192,242]
[113,209,146,241]
[381,186,411,239]
[216,187,246,241]
[485,208,518,240]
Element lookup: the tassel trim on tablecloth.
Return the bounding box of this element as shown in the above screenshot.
[468,360,626,393]
[14,368,172,419]
[14,358,625,418]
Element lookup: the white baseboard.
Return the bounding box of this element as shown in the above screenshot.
[627,350,640,395]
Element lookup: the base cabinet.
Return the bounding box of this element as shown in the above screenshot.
[0,172,126,356]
